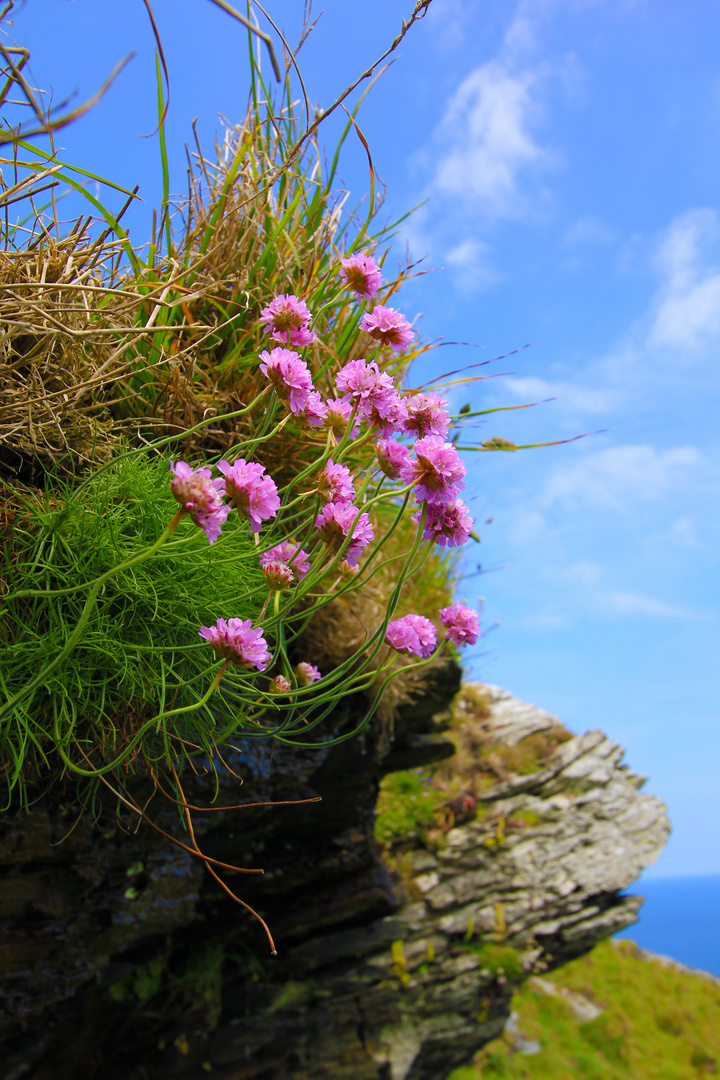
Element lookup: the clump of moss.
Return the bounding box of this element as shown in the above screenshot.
[466,942,525,981]
[374,769,446,845]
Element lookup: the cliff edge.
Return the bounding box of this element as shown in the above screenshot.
[0,675,669,1080]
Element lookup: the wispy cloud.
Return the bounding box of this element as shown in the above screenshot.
[432,60,555,217]
[562,214,616,249]
[647,209,720,352]
[504,375,617,414]
[444,238,504,291]
[603,591,710,621]
[539,444,702,508]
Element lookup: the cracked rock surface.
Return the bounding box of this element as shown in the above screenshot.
[0,676,669,1080]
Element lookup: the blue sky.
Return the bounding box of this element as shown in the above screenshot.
[9,0,720,877]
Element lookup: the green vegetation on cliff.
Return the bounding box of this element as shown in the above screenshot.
[449,939,720,1079]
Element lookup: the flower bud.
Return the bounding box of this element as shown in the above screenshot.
[295,662,321,687]
[262,561,294,591]
[269,675,291,694]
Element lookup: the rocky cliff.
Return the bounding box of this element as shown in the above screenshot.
[0,671,669,1080]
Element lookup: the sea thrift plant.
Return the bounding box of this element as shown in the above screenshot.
[262,561,295,591]
[400,435,467,505]
[259,347,315,414]
[260,541,311,581]
[324,397,357,438]
[315,502,375,567]
[259,294,317,347]
[360,305,415,351]
[439,602,480,646]
[199,618,271,671]
[295,662,322,686]
[269,675,291,694]
[169,461,229,545]
[218,459,280,534]
[416,497,474,548]
[339,253,382,299]
[366,391,409,437]
[405,392,450,440]
[295,389,328,428]
[317,459,355,504]
[386,614,437,658]
[335,358,397,420]
[375,438,412,480]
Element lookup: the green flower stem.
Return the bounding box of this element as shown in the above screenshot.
[273,643,447,749]
[53,659,230,778]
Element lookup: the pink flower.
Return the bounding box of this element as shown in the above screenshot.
[317,458,355,504]
[295,389,328,429]
[260,541,311,580]
[217,459,280,534]
[335,358,397,420]
[324,397,358,438]
[439,602,480,646]
[386,614,437,658]
[400,435,466,505]
[366,391,409,437]
[339,253,382,299]
[269,675,291,694]
[169,461,229,545]
[360,305,415,352]
[259,347,315,414]
[262,561,294,591]
[415,497,474,548]
[315,501,375,568]
[199,618,271,670]
[296,662,322,686]
[259,294,317,347]
[405,392,450,440]
[375,439,412,480]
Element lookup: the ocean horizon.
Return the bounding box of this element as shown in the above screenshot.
[615,873,720,978]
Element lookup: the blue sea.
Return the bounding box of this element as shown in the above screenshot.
[615,874,720,978]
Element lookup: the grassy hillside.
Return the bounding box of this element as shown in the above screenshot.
[448,939,720,1079]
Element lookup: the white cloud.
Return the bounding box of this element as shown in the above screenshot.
[425,0,479,51]
[432,60,556,217]
[669,517,699,548]
[504,375,616,413]
[562,214,615,249]
[444,238,503,291]
[604,591,707,620]
[647,209,720,351]
[540,444,702,508]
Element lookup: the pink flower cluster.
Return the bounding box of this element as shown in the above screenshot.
[260,541,311,582]
[296,661,322,686]
[360,305,415,352]
[259,346,327,427]
[259,294,317,348]
[385,601,479,658]
[335,357,408,437]
[340,253,382,300]
[385,614,437,658]
[439,602,480,646]
[317,458,355,504]
[414,497,473,548]
[315,502,375,568]
[170,461,229,545]
[375,438,412,480]
[405,393,450,440]
[218,458,280,535]
[199,618,271,671]
[400,435,466,505]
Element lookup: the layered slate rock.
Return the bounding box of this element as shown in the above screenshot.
[0,676,669,1080]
